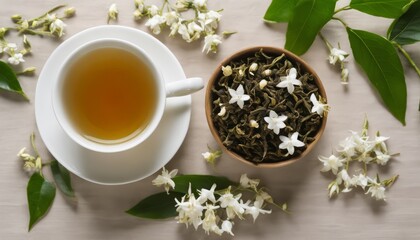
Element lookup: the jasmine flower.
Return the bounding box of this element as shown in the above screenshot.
[279,132,305,155]
[276,68,302,94]
[228,84,250,109]
[264,110,287,135]
[152,167,178,193]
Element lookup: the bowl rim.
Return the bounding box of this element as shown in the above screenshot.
[205,46,328,168]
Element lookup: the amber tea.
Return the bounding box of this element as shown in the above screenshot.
[62,47,157,144]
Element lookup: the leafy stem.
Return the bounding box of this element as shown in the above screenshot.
[394,43,420,78]
[318,32,333,50]
[334,5,351,14]
[30,132,40,157]
[332,17,349,28]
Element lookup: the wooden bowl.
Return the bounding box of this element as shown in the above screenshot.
[205,46,328,168]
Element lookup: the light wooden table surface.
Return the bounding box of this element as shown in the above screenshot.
[1,0,419,239]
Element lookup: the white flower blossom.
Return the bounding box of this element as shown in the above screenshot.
[193,0,207,8]
[218,191,245,219]
[8,53,25,65]
[49,18,66,37]
[204,10,221,28]
[108,3,118,21]
[164,11,179,26]
[202,204,222,235]
[222,65,232,76]
[366,177,386,201]
[245,198,272,222]
[221,220,234,236]
[145,15,166,34]
[375,150,391,166]
[351,173,368,189]
[187,21,203,41]
[373,135,389,152]
[23,161,37,174]
[279,132,305,155]
[177,23,191,41]
[198,184,217,204]
[175,0,191,11]
[259,79,268,89]
[336,169,353,192]
[328,181,339,197]
[228,84,250,109]
[329,47,348,65]
[318,154,345,175]
[202,148,222,165]
[310,93,329,116]
[202,34,222,54]
[249,120,259,128]
[148,5,159,16]
[152,167,178,193]
[239,174,260,190]
[276,68,302,94]
[257,190,273,204]
[175,184,205,229]
[4,43,17,54]
[264,110,287,135]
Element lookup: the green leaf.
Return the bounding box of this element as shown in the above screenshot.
[347,28,407,125]
[172,175,235,194]
[284,0,336,55]
[0,61,28,100]
[263,0,298,23]
[27,172,56,231]
[126,192,185,219]
[350,0,414,19]
[50,160,76,201]
[388,0,420,45]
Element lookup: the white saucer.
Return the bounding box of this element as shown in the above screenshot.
[35,25,191,185]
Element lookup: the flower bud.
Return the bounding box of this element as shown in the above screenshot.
[20,20,29,30]
[11,14,22,23]
[23,35,31,49]
[21,67,36,75]
[259,79,268,89]
[0,28,7,37]
[221,65,232,77]
[249,63,258,72]
[64,7,76,17]
[263,69,272,76]
[133,9,143,20]
[23,161,36,174]
[250,120,259,128]
[108,3,119,21]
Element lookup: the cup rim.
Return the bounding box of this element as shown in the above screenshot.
[205,46,328,168]
[51,38,166,153]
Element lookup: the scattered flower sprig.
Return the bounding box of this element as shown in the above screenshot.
[0,5,75,100]
[17,133,76,231]
[318,117,399,201]
[318,33,350,84]
[133,0,235,54]
[202,145,222,165]
[128,167,287,236]
[107,3,119,23]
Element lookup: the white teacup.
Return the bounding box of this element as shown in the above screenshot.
[52,38,203,153]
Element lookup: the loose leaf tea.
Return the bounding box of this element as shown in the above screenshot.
[209,49,326,164]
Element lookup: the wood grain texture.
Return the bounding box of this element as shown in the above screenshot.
[0,0,419,239]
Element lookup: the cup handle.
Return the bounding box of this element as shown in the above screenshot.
[165,77,204,98]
